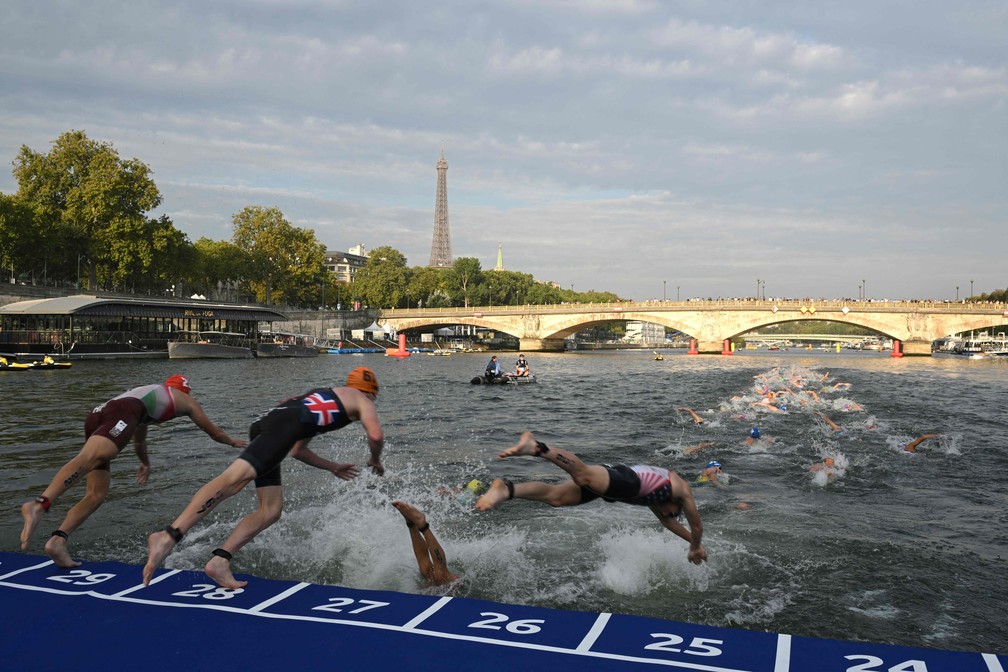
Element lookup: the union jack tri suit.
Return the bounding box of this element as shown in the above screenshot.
[239,388,353,486]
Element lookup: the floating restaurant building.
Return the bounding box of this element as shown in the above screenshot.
[0,294,287,359]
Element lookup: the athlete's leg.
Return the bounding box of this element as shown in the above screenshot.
[392,501,434,579]
[204,484,283,589]
[476,479,584,511]
[44,468,112,567]
[497,431,611,493]
[144,459,257,586]
[21,435,118,550]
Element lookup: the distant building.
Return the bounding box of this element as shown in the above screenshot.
[624,321,665,344]
[325,247,369,284]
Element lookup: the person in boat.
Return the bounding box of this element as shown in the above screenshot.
[903,434,939,453]
[392,501,458,587]
[19,375,247,568]
[476,431,708,565]
[514,353,530,377]
[485,355,503,380]
[143,367,385,589]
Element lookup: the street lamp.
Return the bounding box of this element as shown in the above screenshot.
[677,285,680,301]
[663,280,666,301]
[760,280,766,300]
[970,279,974,299]
[862,279,866,300]
[756,278,761,300]
[956,286,959,301]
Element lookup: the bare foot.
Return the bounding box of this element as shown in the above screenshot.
[475,479,510,511]
[392,501,427,529]
[205,555,247,589]
[497,431,539,459]
[143,531,176,586]
[44,535,81,568]
[20,501,44,550]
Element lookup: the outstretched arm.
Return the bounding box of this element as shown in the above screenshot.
[179,397,247,448]
[904,434,939,452]
[290,439,360,480]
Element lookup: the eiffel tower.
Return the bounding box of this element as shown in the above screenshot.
[428,148,453,268]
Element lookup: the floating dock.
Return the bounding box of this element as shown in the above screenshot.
[1,552,1002,671]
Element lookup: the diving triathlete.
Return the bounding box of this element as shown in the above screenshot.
[19,375,246,567]
[475,431,707,565]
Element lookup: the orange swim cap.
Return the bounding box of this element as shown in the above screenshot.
[346,367,379,395]
[824,457,835,467]
[164,374,192,395]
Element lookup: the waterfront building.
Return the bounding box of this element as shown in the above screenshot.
[0,295,286,359]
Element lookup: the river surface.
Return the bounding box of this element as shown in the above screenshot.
[1,349,1005,653]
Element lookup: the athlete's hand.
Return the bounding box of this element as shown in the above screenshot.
[688,545,708,565]
[367,457,385,477]
[135,463,151,485]
[329,463,360,480]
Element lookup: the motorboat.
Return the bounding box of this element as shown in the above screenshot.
[256,332,319,358]
[168,331,254,359]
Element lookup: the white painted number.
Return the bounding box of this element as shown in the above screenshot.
[845,655,928,672]
[469,612,545,635]
[645,633,724,657]
[311,597,389,614]
[47,570,116,585]
[171,583,244,600]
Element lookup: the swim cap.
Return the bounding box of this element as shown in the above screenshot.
[779,404,787,411]
[751,427,761,438]
[466,479,484,494]
[346,367,379,395]
[824,457,835,467]
[706,461,722,469]
[164,374,191,395]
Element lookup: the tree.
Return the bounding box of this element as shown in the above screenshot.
[0,193,43,284]
[449,257,482,307]
[354,246,409,308]
[407,265,449,308]
[193,238,248,301]
[231,206,327,306]
[12,130,162,290]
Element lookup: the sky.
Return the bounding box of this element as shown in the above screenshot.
[1,1,1005,302]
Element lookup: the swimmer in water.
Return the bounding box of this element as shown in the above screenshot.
[677,408,704,425]
[695,460,726,489]
[903,434,939,453]
[816,411,843,433]
[745,427,770,446]
[809,457,838,483]
[682,441,716,456]
[392,501,458,587]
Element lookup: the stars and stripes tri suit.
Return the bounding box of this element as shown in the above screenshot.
[84,384,180,470]
[578,464,677,508]
[239,388,352,488]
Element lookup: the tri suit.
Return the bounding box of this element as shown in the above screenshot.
[84,384,180,470]
[239,388,352,488]
[579,464,678,508]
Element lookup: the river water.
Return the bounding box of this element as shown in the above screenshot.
[1,349,1005,653]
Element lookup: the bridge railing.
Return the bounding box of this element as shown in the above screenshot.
[382,298,1008,317]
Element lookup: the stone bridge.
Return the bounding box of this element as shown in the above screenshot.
[379,299,1008,355]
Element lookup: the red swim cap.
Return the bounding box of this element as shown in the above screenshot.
[164,374,192,394]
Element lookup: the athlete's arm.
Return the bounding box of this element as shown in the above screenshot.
[354,397,385,476]
[290,439,360,480]
[670,475,707,564]
[133,425,150,484]
[177,396,247,448]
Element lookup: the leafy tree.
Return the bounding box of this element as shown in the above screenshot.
[449,257,482,307]
[192,238,248,301]
[354,245,409,308]
[0,193,44,284]
[407,265,448,308]
[231,206,327,306]
[12,130,161,289]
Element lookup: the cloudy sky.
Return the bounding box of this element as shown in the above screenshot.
[1,1,1005,301]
